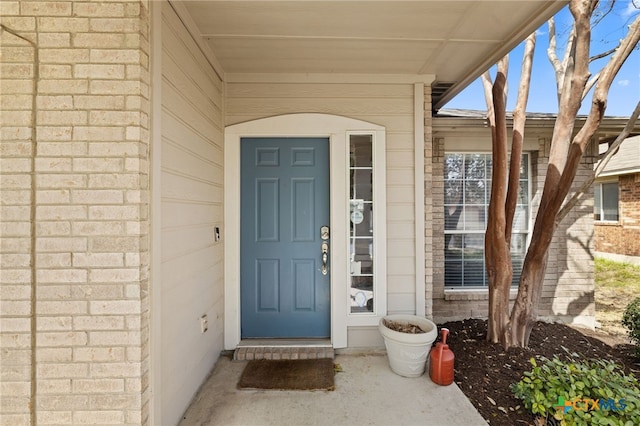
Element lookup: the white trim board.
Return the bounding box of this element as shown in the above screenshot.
[224,113,386,349]
[226,73,435,85]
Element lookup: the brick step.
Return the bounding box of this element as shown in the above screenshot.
[233,340,334,361]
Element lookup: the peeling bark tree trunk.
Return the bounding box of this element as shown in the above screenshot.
[483,0,640,349]
[483,35,534,347]
[484,59,513,345]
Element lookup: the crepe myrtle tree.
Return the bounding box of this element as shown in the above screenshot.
[481,0,640,349]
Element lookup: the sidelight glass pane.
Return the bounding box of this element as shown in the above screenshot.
[350,203,373,237]
[350,238,373,274]
[350,134,374,313]
[351,169,373,201]
[350,135,372,167]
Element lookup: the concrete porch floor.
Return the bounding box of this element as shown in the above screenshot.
[178,353,488,426]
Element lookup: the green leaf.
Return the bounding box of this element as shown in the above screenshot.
[512,355,640,425]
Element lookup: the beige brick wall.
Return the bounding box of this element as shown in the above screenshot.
[423,86,434,318]
[540,138,596,326]
[430,135,448,318]
[1,22,37,426]
[1,1,151,424]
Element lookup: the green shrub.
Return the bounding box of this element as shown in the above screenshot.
[622,297,640,357]
[511,356,640,426]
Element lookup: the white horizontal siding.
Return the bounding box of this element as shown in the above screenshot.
[227,82,416,316]
[160,3,224,425]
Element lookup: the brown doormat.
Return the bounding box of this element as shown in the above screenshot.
[237,358,335,391]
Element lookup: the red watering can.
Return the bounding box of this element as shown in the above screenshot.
[429,327,455,386]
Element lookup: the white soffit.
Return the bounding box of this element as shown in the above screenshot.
[181,1,565,107]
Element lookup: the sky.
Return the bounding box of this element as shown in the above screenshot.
[444,0,640,117]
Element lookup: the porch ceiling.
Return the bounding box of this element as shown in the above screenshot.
[180,1,565,109]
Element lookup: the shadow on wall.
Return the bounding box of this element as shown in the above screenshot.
[558,291,595,321]
[552,201,595,325]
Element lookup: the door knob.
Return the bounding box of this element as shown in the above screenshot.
[321,241,329,275]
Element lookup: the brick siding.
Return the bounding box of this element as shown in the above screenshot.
[423,85,434,318]
[594,173,640,256]
[1,2,151,424]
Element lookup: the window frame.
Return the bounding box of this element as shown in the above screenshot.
[594,179,619,223]
[443,152,532,289]
[346,131,387,324]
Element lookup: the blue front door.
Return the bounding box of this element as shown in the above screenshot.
[241,137,330,338]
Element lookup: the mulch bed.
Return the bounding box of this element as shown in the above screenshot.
[441,319,639,426]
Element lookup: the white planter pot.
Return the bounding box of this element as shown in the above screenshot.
[379,315,438,378]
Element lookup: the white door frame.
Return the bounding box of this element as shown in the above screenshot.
[224,113,385,349]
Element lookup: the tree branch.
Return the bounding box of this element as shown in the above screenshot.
[481,71,495,127]
[544,1,595,212]
[547,17,565,102]
[582,70,601,99]
[554,13,640,213]
[505,33,535,242]
[560,24,577,97]
[583,46,618,99]
[591,0,616,29]
[557,100,640,222]
[496,56,509,105]
[590,46,617,63]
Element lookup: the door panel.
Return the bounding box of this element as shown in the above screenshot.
[241,137,330,338]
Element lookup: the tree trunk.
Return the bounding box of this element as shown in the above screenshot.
[507,7,640,348]
[484,35,534,347]
[486,237,513,346]
[500,0,591,348]
[509,218,555,346]
[482,0,640,349]
[484,59,513,346]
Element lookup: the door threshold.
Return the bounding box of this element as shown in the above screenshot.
[234,339,334,361]
[237,338,331,347]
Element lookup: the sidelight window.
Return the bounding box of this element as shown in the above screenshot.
[349,134,376,313]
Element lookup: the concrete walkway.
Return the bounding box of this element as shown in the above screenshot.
[594,251,640,266]
[179,353,488,426]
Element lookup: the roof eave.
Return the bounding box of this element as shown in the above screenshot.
[434,1,569,111]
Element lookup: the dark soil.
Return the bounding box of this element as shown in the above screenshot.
[440,319,639,426]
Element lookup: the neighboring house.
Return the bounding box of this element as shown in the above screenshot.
[594,135,640,262]
[1,1,630,424]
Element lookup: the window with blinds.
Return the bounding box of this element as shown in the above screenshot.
[444,153,530,288]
